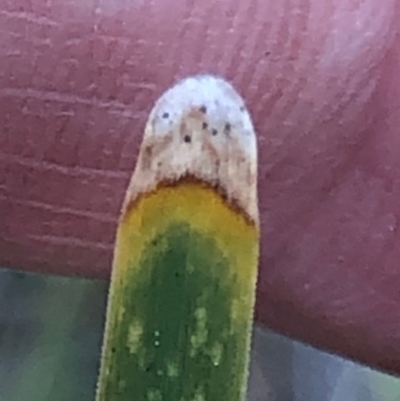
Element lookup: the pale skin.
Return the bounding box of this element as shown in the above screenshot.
[1,0,400,375]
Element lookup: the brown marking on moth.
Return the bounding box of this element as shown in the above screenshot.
[223,123,231,137]
[188,107,206,119]
[179,119,190,143]
[213,159,221,177]
[141,145,153,171]
[137,134,172,172]
[123,174,256,228]
[179,108,213,144]
[186,108,209,132]
[201,134,220,162]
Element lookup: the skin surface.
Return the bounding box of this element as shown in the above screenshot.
[1,0,400,374]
